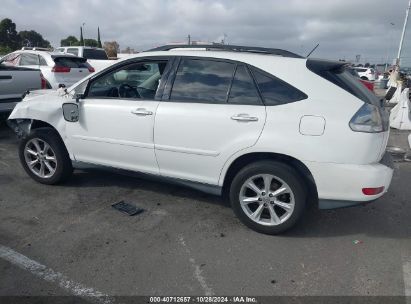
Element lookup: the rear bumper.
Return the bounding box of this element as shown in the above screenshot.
[304,154,394,209]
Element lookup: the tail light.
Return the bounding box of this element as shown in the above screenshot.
[40,73,47,89]
[88,66,95,73]
[349,103,384,133]
[52,65,70,73]
[362,186,384,195]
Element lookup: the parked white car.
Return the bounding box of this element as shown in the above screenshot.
[56,46,116,72]
[1,48,94,89]
[7,45,394,234]
[353,67,376,81]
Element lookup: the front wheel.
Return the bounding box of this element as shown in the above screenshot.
[19,128,73,184]
[229,161,307,234]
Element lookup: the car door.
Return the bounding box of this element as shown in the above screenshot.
[154,57,266,185]
[66,58,170,175]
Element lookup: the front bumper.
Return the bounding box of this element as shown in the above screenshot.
[304,154,394,209]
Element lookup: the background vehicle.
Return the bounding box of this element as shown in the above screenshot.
[56,46,116,72]
[0,63,43,119]
[353,67,376,81]
[8,44,393,234]
[1,48,94,89]
[347,67,374,91]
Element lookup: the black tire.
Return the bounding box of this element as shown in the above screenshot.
[360,76,368,80]
[18,128,73,184]
[229,161,307,235]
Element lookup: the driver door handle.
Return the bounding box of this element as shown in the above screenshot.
[131,108,153,116]
[231,114,259,122]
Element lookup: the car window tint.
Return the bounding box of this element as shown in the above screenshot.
[251,68,307,106]
[39,56,48,66]
[67,48,79,56]
[83,49,108,60]
[228,65,262,105]
[88,61,167,100]
[19,53,39,66]
[170,59,234,103]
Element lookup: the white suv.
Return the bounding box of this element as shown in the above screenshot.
[7,45,393,234]
[353,67,376,81]
[1,48,95,89]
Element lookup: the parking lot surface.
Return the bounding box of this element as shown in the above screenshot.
[0,122,410,299]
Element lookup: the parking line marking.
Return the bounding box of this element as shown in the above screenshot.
[0,245,113,304]
[404,260,411,298]
[178,235,214,296]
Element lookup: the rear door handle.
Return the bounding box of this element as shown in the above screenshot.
[131,108,153,116]
[231,114,259,122]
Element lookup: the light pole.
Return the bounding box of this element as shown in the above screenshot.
[396,0,411,67]
[385,22,395,71]
[82,22,86,47]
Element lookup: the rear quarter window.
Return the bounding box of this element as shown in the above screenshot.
[249,67,307,106]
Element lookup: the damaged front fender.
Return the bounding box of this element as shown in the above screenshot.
[7,119,32,138]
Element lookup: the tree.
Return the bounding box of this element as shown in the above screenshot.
[97,27,102,48]
[79,27,84,46]
[0,18,20,50]
[103,41,119,57]
[60,35,79,47]
[19,30,51,48]
[84,38,98,47]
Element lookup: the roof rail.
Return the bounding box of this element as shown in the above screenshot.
[145,44,303,58]
[21,47,53,52]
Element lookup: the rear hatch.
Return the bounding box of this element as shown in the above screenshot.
[307,59,390,161]
[51,56,93,87]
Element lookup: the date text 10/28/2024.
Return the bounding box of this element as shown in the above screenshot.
[149,296,258,303]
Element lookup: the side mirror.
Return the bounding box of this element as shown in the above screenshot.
[75,93,84,103]
[62,103,79,122]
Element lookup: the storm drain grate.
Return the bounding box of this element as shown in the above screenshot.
[112,201,144,216]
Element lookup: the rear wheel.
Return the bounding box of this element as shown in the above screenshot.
[229,161,307,234]
[19,128,73,184]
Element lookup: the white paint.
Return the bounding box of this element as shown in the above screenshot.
[403,260,411,298]
[0,245,113,304]
[178,235,214,296]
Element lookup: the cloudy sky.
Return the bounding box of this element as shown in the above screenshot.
[1,0,411,65]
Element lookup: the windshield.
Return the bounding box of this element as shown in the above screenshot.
[82,49,108,60]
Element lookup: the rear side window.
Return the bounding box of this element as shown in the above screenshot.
[67,48,79,56]
[19,53,39,66]
[54,57,89,68]
[82,49,108,60]
[170,59,234,103]
[250,68,307,106]
[228,65,262,105]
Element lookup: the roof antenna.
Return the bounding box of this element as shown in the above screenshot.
[306,43,320,58]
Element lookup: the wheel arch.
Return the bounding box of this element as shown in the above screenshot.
[221,152,318,206]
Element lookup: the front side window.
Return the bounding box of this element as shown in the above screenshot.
[170,59,234,103]
[228,65,262,105]
[19,53,39,66]
[87,61,167,100]
[0,53,20,66]
[251,68,307,106]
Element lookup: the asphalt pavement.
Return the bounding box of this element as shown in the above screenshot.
[0,121,410,301]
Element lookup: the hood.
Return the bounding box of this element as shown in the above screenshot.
[8,88,72,121]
